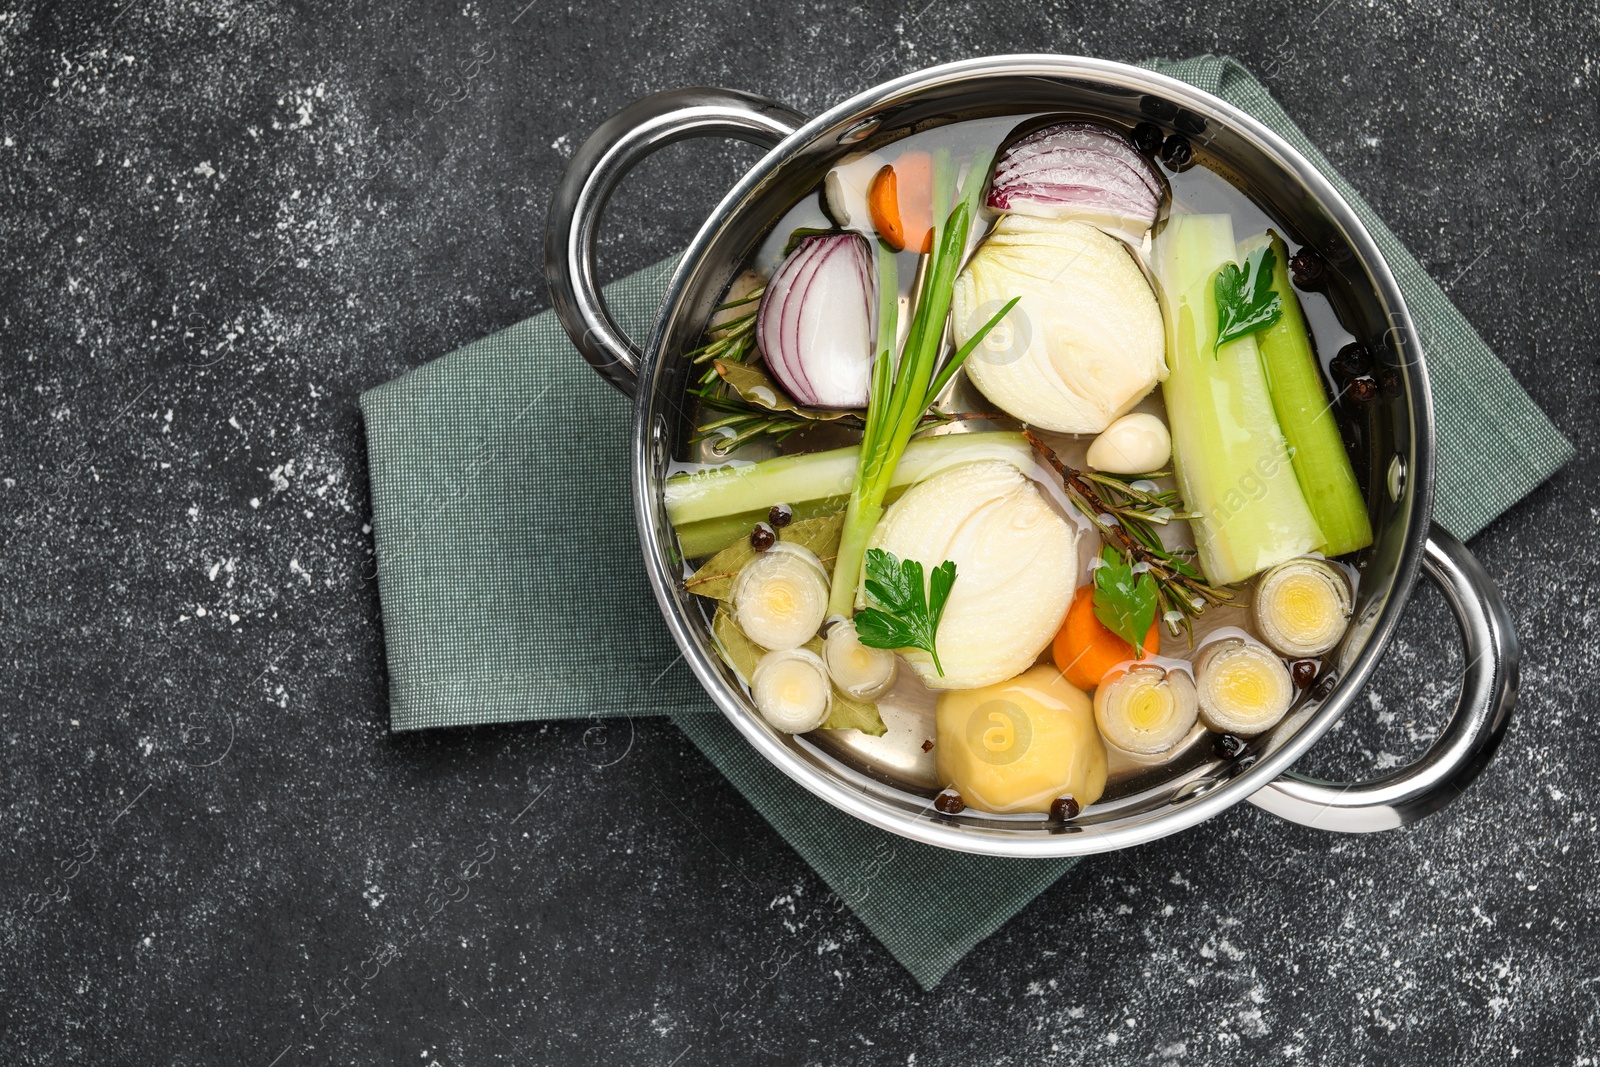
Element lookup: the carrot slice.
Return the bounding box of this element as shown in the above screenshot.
[867,153,934,254]
[1053,585,1161,692]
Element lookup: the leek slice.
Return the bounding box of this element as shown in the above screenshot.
[751,649,833,733]
[1245,231,1374,558]
[1194,636,1294,735]
[1152,214,1323,585]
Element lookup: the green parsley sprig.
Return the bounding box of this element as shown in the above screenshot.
[1214,243,1283,352]
[1092,546,1158,655]
[853,548,957,677]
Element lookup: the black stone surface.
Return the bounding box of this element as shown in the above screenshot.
[2,1,1595,1063]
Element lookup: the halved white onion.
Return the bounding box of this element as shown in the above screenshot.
[1253,557,1353,658]
[751,648,832,733]
[822,619,897,700]
[732,542,830,651]
[1094,665,1198,755]
[1195,637,1294,736]
[864,460,1078,690]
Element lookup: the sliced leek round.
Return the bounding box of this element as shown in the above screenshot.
[1253,557,1353,657]
[1195,637,1294,736]
[823,619,897,700]
[1093,665,1198,755]
[731,542,829,651]
[751,648,832,733]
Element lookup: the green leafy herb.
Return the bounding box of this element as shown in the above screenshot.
[1092,546,1159,656]
[1213,243,1282,352]
[853,548,957,676]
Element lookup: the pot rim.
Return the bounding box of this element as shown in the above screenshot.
[632,54,1435,856]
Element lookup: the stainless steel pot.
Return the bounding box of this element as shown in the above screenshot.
[544,56,1517,856]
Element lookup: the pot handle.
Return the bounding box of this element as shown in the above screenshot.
[1247,525,1518,832]
[543,88,808,396]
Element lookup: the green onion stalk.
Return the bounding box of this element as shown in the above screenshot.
[825,148,1018,616]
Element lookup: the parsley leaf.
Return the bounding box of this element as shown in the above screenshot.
[853,548,958,676]
[1092,546,1158,656]
[1213,243,1282,353]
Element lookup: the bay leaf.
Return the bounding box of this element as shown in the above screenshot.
[713,360,861,424]
[685,511,844,601]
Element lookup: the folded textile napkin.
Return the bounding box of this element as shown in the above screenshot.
[360,55,1572,989]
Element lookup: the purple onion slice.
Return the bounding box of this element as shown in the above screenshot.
[986,121,1167,245]
[755,234,876,409]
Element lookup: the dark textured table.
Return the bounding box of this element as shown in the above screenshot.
[3,1,1595,1062]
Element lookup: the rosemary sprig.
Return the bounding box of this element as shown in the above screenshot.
[1022,430,1234,640]
[685,286,763,391]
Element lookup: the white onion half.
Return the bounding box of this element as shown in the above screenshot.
[952,216,1166,434]
[864,460,1078,690]
[755,233,876,409]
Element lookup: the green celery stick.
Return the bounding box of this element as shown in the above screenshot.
[1152,214,1323,585]
[1243,231,1374,558]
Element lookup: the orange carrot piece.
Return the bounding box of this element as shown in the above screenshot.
[1053,585,1160,692]
[867,152,934,254]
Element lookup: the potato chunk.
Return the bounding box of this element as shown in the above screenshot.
[935,665,1107,815]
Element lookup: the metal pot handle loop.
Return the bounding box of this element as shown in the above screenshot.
[543,88,807,396]
[1248,525,1518,832]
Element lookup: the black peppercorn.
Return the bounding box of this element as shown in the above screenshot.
[1379,366,1404,398]
[1160,133,1193,168]
[1348,375,1379,403]
[1131,121,1165,155]
[768,503,793,528]
[1332,342,1371,379]
[749,522,776,551]
[1234,753,1260,773]
[1309,673,1337,701]
[1049,795,1081,822]
[1291,659,1320,689]
[1289,248,1326,289]
[1213,733,1248,760]
[934,789,965,815]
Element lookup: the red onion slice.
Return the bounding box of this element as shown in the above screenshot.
[755,234,876,409]
[986,121,1166,245]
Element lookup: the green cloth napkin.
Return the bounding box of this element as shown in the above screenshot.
[360,55,1571,990]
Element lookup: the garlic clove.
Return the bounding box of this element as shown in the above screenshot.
[1086,412,1173,475]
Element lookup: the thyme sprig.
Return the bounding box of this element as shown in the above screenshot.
[1023,430,1235,640]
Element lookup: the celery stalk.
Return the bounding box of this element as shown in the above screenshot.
[666,430,1037,554]
[1152,214,1323,586]
[1244,231,1374,558]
